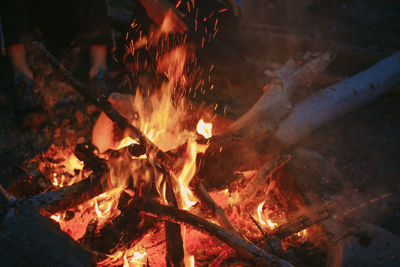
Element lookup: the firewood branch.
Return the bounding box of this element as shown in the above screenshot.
[31,41,173,169]
[25,168,107,215]
[238,154,291,207]
[140,199,293,267]
[266,190,399,240]
[191,177,245,239]
[165,178,185,267]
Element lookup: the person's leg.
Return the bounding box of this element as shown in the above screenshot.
[89,45,108,79]
[2,0,33,80]
[80,0,113,78]
[8,44,33,80]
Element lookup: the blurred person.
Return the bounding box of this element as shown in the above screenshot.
[0,0,189,110]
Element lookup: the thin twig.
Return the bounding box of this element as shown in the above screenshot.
[248,212,267,240]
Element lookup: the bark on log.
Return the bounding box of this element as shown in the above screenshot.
[268,51,400,153]
[227,52,334,133]
[190,177,244,239]
[25,171,107,215]
[140,199,293,267]
[165,179,185,267]
[22,144,109,215]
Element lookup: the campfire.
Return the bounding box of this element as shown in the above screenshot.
[1,3,400,267]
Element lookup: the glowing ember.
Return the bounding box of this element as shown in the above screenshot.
[196,119,213,139]
[184,255,195,267]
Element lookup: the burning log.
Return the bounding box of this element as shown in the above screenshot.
[191,177,244,239]
[79,218,98,248]
[165,179,185,267]
[140,199,294,267]
[21,144,109,215]
[85,197,157,257]
[25,171,107,215]
[267,204,334,240]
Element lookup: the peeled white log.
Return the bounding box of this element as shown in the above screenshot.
[227,52,333,133]
[273,51,400,147]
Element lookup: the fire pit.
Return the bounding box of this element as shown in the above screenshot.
[1,1,400,267]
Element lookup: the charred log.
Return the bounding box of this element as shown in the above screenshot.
[25,171,107,215]
[87,197,157,256]
[165,179,185,267]
[140,199,293,267]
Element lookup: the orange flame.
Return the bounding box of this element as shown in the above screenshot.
[257,201,278,229]
[50,154,84,188]
[63,154,84,174]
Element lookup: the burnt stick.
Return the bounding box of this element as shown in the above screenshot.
[165,178,185,267]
